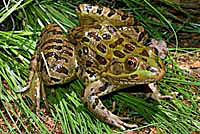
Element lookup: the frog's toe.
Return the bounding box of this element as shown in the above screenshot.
[109,113,138,130]
[118,116,131,120]
[159,95,173,99]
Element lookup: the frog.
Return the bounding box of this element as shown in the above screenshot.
[20,4,171,130]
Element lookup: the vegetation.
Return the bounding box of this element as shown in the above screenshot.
[0,0,199,133]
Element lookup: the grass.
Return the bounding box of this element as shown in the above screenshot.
[0,0,200,133]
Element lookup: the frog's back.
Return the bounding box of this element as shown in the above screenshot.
[71,23,165,85]
[77,4,134,26]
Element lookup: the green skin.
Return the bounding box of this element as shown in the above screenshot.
[21,4,171,130]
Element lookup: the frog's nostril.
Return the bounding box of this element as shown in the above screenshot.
[147,66,158,73]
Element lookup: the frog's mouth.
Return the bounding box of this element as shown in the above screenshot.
[103,67,165,85]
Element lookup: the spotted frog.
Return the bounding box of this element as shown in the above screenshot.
[22,4,170,130]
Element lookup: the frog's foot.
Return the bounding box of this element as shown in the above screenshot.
[82,80,138,130]
[84,95,137,130]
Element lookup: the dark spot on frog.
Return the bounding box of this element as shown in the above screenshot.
[75,67,79,72]
[92,103,97,109]
[96,54,107,65]
[90,88,94,92]
[125,44,135,51]
[81,37,90,43]
[101,106,105,110]
[85,5,93,13]
[31,55,36,61]
[44,45,62,50]
[134,27,139,33]
[113,50,125,58]
[62,50,73,57]
[153,48,159,56]
[88,32,96,38]
[44,52,59,60]
[77,5,81,12]
[102,33,111,40]
[36,41,41,48]
[106,26,116,33]
[109,43,116,48]
[97,43,106,53]
[78,49,82,57]
[157,61,162,68]
[63,58,68,63]
[86,60,93,67]
[138,32,145,42]
[107,9,115,17]
[99,82,108,91]
[83,46,89,55]
[97,7,103,14]
[50,77,61,82]
[63,45,73,51]
[109,38,124,48]
[95,35,101,41]
[142,57,147,62]
[86,70,95,77]
[88,32,101,41]
[94,98,99,105]
[91,92,95,96]
[56,66,69,74]
[115,38,124,45]
[42,39,63,48]
[144,38,151,46]
[121,14,128,20]
[141,50,149,57]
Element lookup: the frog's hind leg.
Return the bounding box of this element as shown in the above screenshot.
[82,80,138,130]
[18,55,43,113]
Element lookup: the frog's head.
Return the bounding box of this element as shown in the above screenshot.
[106,41,165,85]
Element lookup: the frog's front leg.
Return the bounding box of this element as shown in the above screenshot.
[147,83,172,101]
[82,80,137,130]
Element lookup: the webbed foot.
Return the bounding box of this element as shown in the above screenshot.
[82,80,138,130]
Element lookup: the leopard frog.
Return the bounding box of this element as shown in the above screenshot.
[21,4,170,130]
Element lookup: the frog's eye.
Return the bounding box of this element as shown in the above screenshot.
[125,57,138,71]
